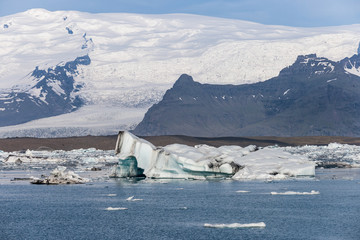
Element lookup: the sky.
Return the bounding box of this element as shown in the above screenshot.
[1,0,360,27]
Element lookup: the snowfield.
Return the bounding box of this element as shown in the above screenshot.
[1,9,360,136]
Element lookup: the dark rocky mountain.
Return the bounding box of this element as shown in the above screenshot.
[0,55,90,127]
[133,53,360,137]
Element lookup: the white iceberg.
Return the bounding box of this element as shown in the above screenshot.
[232,147,315,180]
[113,131,315,180]
[31,166,90,184]
[105,207,128,211]
[204,222,266,228]
[126,196,143,201]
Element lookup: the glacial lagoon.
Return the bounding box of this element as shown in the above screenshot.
[1,135,360,239]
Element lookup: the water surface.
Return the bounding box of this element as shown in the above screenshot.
[1,169,359,240]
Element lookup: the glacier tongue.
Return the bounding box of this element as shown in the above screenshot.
[114,131,315,180]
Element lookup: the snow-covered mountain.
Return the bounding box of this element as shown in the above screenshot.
[0,55,89,127]
[134,53,360,137]
[0,8,360,137]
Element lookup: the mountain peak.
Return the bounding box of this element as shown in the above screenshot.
[296,54,318,64]
[294,54,333,65]
[279,54,335,77]
[173,74,196,88]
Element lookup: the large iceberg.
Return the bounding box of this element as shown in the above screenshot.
[113,131,315,180]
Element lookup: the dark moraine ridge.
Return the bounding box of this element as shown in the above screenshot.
[1,135,360,152]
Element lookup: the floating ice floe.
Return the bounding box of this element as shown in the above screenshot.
[204,222,266,228]
[31,166,90,184]
[270,190,320,195]
[113,131,315,180]
[126,196,143,201]
[105,207,128,211]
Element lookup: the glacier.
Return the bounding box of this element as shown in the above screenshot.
[113,131,315,180]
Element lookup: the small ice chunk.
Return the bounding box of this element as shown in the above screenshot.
[126,196,143,201]
[31,166,90,184]
[270,190,319,195]
[204,222,266,228]
[327,78,337,83]
[283,89,290,95]
[126,196,134,201]
[25,149,32,156]
[105,207,127,211]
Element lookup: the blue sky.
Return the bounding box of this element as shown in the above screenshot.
[1,0,360,27]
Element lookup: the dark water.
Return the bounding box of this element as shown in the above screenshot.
[1,169,360,240]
